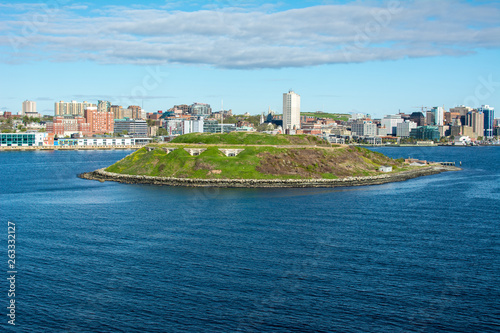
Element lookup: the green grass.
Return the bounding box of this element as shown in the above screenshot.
[301,112,350,121]
[104,144,410,180]
[170,132,330,146]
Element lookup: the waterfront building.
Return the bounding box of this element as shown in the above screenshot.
[410,126,441,141]
[55,101,96,116]
[396,120,417,138]
[283,90,301,131]
[380,114,403,136]
[46,115,91,136]
[55,137,152,147]
[22,100,36,115]
[114,119,148,136]
[84,106,114,135]
[477,105,495,138]
[0,132,47,147]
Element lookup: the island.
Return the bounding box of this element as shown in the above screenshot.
[79,132,461,188]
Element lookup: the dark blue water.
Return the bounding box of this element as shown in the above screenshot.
[0,147,499,332]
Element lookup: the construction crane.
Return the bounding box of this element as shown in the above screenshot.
[411,106,432,113]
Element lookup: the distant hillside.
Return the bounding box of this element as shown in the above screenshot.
[301,112,350,121]
[170,132,331,146]
[105,144,404,180]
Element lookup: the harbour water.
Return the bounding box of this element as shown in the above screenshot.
[1,147,499,332]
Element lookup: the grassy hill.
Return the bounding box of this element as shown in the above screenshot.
[170,132,331,146]
[105,143,405,180]
[301,112,350,121]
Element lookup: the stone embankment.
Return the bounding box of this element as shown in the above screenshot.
[78,165,460,188]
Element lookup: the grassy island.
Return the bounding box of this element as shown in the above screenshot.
[104,133,406,180]
[79,132,460,187]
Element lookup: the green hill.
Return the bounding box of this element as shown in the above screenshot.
[170,132,330,146]
[105,142,405,180]
[301,112,350,121]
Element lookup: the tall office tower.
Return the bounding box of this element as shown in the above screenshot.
[283,90,300,131]
[431,106,444,126]
[477,105,495,138]
[466,111,484,139]
[22,100,36,115]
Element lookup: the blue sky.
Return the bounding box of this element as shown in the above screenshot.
[1,0,499,117]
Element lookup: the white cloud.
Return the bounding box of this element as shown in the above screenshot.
[0,1,499,68]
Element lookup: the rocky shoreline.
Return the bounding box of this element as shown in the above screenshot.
[78,165,460,188]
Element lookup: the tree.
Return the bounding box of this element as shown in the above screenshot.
[157,128,168,136]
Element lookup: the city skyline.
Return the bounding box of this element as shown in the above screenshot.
[1,0,500,117]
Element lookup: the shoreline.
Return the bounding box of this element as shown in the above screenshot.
[78,165,461,188]
[0,145,143,151]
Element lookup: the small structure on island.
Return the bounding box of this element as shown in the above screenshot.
[184,148,206,156]
[162,147,177,154]
[379,165,393,173]
[219,148,244,157]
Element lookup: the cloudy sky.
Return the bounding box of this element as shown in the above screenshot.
[1,0,499,117]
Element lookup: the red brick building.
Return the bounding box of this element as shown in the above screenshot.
[84,107,114,134]
[46,116,91,136]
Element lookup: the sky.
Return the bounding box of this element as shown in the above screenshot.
[0,0,499,118]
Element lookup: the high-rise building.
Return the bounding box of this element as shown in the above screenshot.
[22,100,36,115]
[127,105,143,119]
[283,90,300,131]
[84,106,114,135]
[110,105,124,120]
[431,106,444,126]
[97,100,111,113]
[380,114,403,136]
[466,111,484,139]
[477,105,495,138]
[409,112,425,127]
[396,120,417,138]
[55,101,96,116]
[351,120,376,137]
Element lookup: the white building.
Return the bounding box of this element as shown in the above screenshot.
[396,120,417,138]
[22,100,36,115]
[283,90,301,131]
[351,120,377,137]
[431,106,444,126]
[381,114,403,136]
